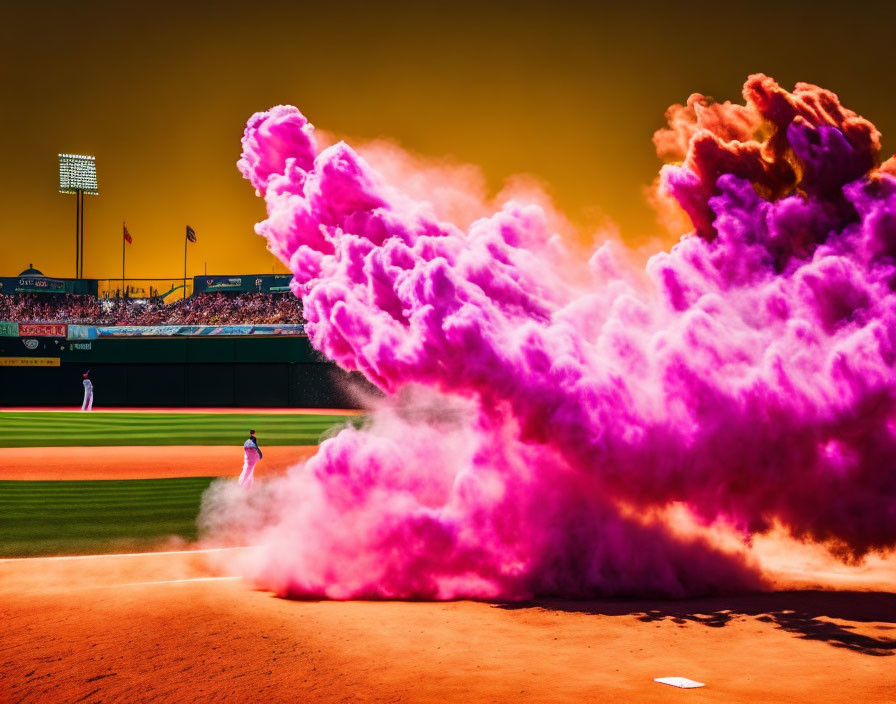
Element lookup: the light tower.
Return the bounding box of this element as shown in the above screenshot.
[58,154,98,279]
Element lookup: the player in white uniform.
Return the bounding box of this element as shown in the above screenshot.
[238,430,263,489]
[81,372,94,411]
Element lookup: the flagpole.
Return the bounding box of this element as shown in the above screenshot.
[183,231,187,300]
[122,221,125,296]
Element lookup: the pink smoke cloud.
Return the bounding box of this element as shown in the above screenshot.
[202,74,896,600]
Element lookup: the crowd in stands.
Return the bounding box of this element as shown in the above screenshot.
[0,292,306,326]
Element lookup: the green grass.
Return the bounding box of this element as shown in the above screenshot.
[0,411,362,447]
[0,411,368,556]
[0,478,215,557]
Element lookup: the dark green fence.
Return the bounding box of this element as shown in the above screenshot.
[0,336,372,408]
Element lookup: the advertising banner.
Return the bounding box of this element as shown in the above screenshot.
[0,322,18,337]
[252,325,305,336]
[67,325,97,340]
[204,277,243,291]
[18,323,67,338]
[0,278,97,296]
[0,357,60,366]
[15,276,66,293]
[267,274,293,293]
[90,324,305,337]
[193,274,295,294]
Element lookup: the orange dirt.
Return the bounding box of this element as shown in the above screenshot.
[0,445,318,480]
[1,550,894,703]
[2,445,894,702]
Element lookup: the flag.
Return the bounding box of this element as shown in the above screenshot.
[186,225,197,243]
[123,223,132,244]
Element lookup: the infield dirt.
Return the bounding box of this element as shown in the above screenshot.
[1,548,894,703]
[0,445,317,480]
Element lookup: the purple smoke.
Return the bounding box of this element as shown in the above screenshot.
[200,75,896,599]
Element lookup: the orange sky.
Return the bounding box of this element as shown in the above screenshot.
[2,0,895,281]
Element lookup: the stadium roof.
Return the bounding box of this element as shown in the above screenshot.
[19,265,44,277]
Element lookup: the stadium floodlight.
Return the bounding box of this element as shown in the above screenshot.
[58,153,99,279]
[58,154,98,195]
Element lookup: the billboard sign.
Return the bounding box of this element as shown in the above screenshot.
[268,274,293,292]
[0,357,60,366]
[18,323,67,338]
[16,276,66,293]
[204,277,243,291]
[68,325,95,340]
[90,324,305,337]
[193,274,295,294]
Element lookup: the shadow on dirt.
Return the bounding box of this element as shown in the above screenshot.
[497,590,896,656]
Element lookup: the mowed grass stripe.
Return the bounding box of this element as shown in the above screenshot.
[0,485,208,498]
[1,496,204,509]
[0,411,362,447]
[0,477,211,495]
[6,434,326,447]
[0,483,207,495]
[0,412,352,425]
[11,426,340,436]
[0,494,206,508]
[0,478,216,557]
[0,538,184,557]
[0,478,210,490]
[2,411,352,423]
[1,506,204,521]
[18,425,342,436]
[0,488,208,499]
[17,431,325,439]
[12,418,345,429]
[0,411,351,420]
[4,421,345,435]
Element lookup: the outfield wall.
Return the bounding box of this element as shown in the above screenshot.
[0,335,371,408]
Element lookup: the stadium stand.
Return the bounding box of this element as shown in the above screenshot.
[0,270,375,408]
[0,292,306,326]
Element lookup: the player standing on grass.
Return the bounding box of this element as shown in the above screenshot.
[81,371,94,411]
[239,429,263,489]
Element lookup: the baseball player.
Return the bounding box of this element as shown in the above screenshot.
[81,372,94,411]
[238,430,263,489]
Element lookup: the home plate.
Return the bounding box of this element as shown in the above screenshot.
[654,677,705,689]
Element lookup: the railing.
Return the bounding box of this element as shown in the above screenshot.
[95,278,193,302]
